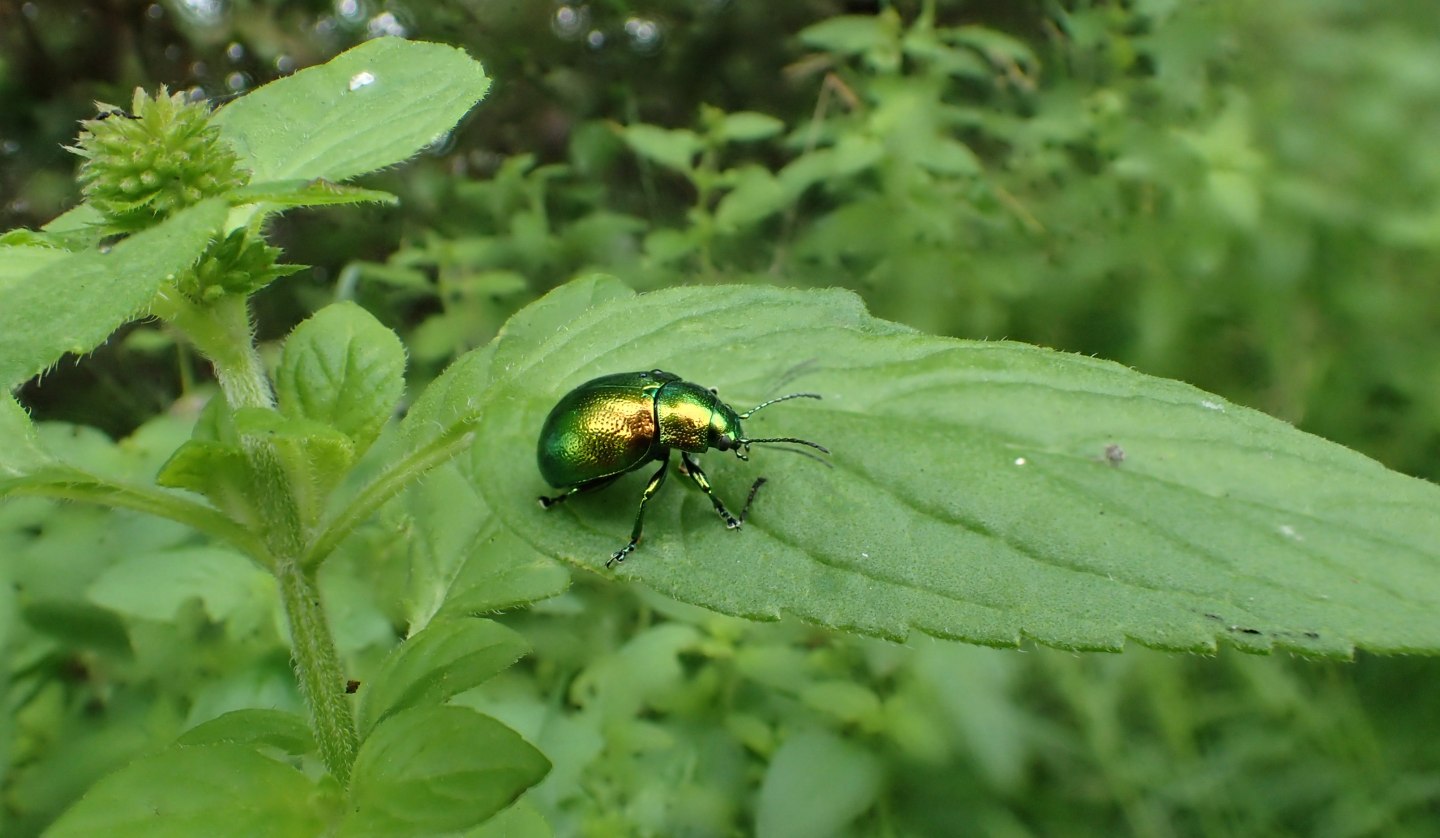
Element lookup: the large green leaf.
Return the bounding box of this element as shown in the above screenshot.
[45,744,328,837]
[345,706,550,835]
[212,38,491,183]
[462,276,1440,656]
[357,617,529,737]
[177,709,314,755]
[0,199,227,390]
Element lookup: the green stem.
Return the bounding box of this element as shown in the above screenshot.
[303,425,476,569]
[152,291,273,409]
[157,288,355,782]
[276,558,358,783]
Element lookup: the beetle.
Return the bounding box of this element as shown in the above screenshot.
[537,369,828,566]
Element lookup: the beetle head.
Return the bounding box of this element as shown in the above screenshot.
[724,391,829,461]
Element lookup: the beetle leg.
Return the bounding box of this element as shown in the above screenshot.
[609,455,670,567]
[538,474,622,508]
[679,452,741,530]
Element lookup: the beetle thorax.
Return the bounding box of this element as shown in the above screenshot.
[655,381,737,454]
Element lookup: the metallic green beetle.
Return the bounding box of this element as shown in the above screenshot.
[537,369,828,566]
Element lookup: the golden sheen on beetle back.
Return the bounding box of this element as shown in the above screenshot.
[537,384,656,487]
[536,370,829,567]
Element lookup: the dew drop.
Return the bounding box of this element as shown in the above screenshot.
[367,10,407,37]
[551,5,588,39]
[624,17,662,54]
[335,0,363,22]
[174,0,227,27]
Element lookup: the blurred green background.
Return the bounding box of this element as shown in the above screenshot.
[3,1,1439,834]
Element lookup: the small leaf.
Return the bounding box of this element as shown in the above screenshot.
[22,600,131,657]
[902,30,991,79]
[39,203,108,250]
[178,709,314,755]
[0,395,48,476]
[46,744,328,838]
[912,135,981,175]
[234,408,357,529]
[756,730,882,838]
[462,278,1440,656]
[302,342,498,568]
[86,547,272,622]
[213,38,492,183]
[777,136,885,197]
[643,228,699,265]
[275,301,406,454]
[944,24,1039,68]
[620,124,703,174]
[0,198,228,390]
[407,462,569,625]
[718,112,785,143]
[716,166,789,230]
[358,618,530,737]
[1207,170,1262,230]
[348,334,482,470]
[346,259,433,292]
[438,529,571,620]
[346,706,550,835]
[799,14,897,56]
[156,439,256,525]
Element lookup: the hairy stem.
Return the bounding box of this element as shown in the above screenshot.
[158,288,354,782]
[276,558,358,783]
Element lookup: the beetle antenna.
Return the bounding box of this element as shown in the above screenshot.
[742,436,830,455]
[739,392,821,419]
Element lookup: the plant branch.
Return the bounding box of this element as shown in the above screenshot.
[276,558,358,783]
[151,290,274,410]
[302,426,477,569]
[0,467,274,567]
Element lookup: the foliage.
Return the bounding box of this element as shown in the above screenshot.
[4,38,553,835]
[3,1,1440,836]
